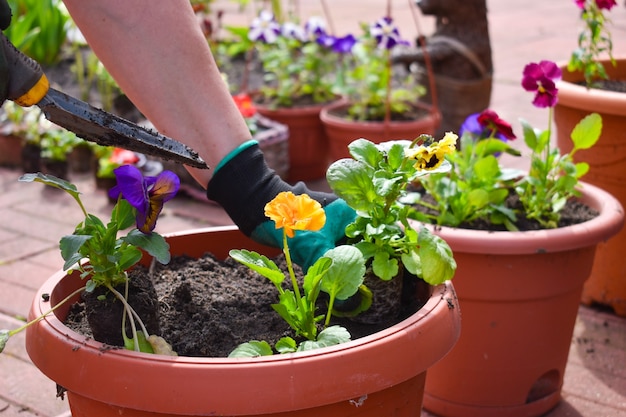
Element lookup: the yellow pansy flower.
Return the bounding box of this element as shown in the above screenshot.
[405,132,458,170]
[264,191,326,238]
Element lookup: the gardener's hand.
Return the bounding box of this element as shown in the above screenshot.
[206,142,355,271]
[0,0,11,106]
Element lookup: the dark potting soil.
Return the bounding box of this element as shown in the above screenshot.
[575,79,626,94]
[412,189,599,231]
[65,253,430,358]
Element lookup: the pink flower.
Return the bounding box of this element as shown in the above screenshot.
[521,60,562,108]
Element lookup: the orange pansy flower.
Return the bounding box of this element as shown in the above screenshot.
[264,191,326,237]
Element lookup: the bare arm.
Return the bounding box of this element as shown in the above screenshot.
[61,0,252,184]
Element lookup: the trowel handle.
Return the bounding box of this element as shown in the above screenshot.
[0,32,49,106]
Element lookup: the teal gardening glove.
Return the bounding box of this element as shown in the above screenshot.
[206,141,356,270]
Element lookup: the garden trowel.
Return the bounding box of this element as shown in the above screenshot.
[0,33,208,169]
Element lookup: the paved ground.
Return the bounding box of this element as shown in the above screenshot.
[1,1,626,416]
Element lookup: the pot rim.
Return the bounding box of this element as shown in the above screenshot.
[419,182,624,254]
[556,57,626,115]
[26,226,461,414]
[320,100,442,128]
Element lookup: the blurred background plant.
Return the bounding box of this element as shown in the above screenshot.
[568,0,618,86]
[4,0,70,66]
[336,17,425,122]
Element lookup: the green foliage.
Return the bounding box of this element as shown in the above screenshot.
[229,244,364,356]
[568,0,616,86]
[327,138,456,285]
[5,0,70,66]
[415,133,523,229]
[18,173,173,353]
[515,112,602,228]
[229,326,351,358]
[255,34,338,107]
[342,23,424,121]
[40,128,80,161]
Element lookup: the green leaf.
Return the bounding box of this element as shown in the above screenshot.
[275,337,297,354]
[112,200,136,231]
[475,138,521,157]
[125,230,171,265]
[229,249,285,285]
[60,234,92,270]
[0,329,10,353]
[575,161,590,178]
[417,227,456,285]
[123,331,154,354]
[297,326,351,351]
[467,189,490,210]
[320,245,366,300]
[19,172,79,195]
[401,249,421,276]
[571,113,602,150]
[228,340,274,358]
[117,246,143,271]
[520,118,539,151]
[473,155,500,181]
[326,159,377,212]
[386,143,405,170]
[303,256,332,300]
[372,251,399,281]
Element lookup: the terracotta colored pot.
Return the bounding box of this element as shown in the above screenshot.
[256,101,340,182]
[418,182,624,417]
[41,158,69,180]
[68,144,94,173]
[0,133,23,168]
[26,226,461,417]
[21,143,41,173]
[320,101,441,163]
[554,57,626,316]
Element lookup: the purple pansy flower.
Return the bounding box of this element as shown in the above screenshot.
[109,165,180,234]
[521,60,562,108]
[370,17,403,50]
[331,34,357,54]
[316,32,336,48]
[248,11,281,44]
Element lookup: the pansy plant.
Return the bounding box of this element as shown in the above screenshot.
[0,168,179,355]
[518,60,602,228]
[247,11,339,107]
[412,111,524,229]
[569,0,617,86]
[327,137,457,284]
[411,60,603,231]
[339,17,424,121]
[229,192,366,357]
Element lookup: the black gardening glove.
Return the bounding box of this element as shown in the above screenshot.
[206,142,356,271]
[0,0,12,106]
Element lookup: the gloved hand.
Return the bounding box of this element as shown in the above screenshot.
[0,0,12,105]
[206,141,356,271]
[0,0,10,31]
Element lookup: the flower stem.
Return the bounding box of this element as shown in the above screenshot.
[282,231,303,304]
[9,286,86,337]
